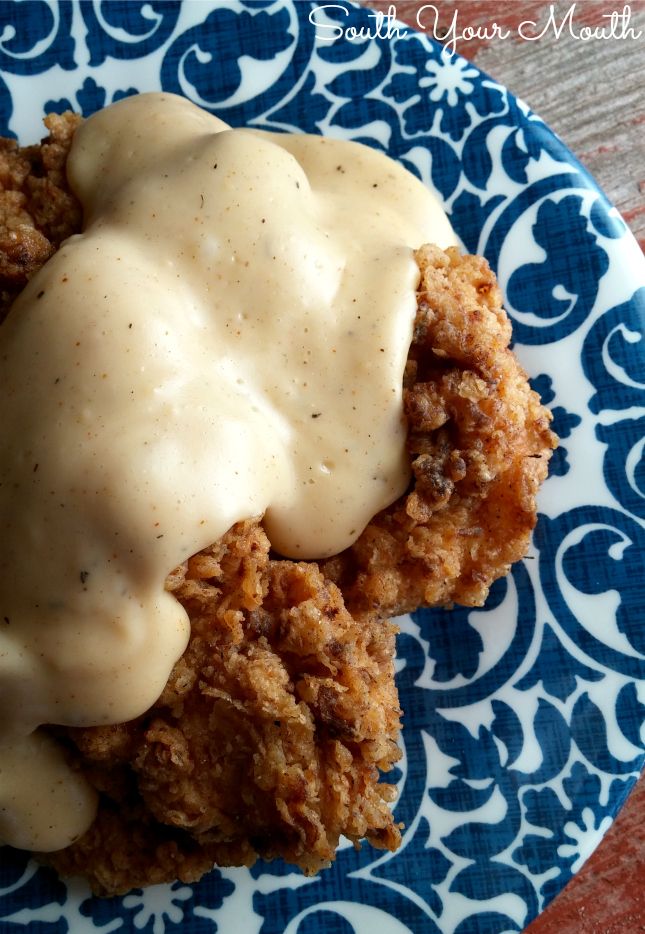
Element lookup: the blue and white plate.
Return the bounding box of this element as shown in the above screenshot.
[1,3,643,933]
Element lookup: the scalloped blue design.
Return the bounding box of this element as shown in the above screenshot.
[528,375,582,478]
[0,0,74,75]
[81,1,181,65]
[0,2,644,933]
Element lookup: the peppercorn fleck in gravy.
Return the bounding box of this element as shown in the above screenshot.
[0,92,456,851]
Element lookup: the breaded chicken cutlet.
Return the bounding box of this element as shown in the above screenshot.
[0,115,556,896]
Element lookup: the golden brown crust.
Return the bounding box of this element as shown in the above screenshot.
[321,245,557,615]
[0,112,81,321]
[48,521,402,895]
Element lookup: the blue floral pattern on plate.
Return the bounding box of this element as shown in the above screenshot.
[0,2,643,933]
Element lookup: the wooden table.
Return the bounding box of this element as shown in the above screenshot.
[367,1,645,248]
[363,3,645,931]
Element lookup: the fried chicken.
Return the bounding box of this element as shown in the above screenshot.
[0,115,555,896]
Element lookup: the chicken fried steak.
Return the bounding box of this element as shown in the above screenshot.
[0,116,555,896]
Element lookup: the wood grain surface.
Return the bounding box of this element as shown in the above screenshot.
[366,1,645,247]
[361,3,644,932]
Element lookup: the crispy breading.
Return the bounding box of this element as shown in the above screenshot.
[47,521,401,895]
[0,113,81,320]
[322,245,556,615]
[1,116,555,896]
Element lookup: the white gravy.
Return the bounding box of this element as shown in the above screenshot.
[0,92,456,851]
